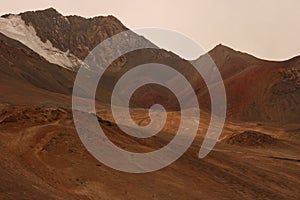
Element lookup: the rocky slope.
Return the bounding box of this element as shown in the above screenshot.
[195,45,300,123]
[0,32,75,105]
[0,8,299,200]
[0,105,299,200]
[1,8,300,124]
[20,8,127,60]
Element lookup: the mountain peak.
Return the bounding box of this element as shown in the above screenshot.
[43,7,57,12]
[210,43,236,53]
[20,7,63,18]
[1,7,61,18]
[207,43,266,65]
[4,7,128,65]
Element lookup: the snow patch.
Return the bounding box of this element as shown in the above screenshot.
[63,16,70,24]
[0,15,81,70]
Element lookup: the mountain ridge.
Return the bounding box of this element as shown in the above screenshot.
[0,8,299,200]
[2,8,300,64]
[0,8,300,123]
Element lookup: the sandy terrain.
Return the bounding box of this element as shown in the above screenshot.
[0,105,299,200]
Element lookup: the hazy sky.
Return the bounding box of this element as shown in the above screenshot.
[1,0,300,60]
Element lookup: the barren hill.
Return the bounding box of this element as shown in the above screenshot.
[0,8,299,200]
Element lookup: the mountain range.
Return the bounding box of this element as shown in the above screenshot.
[1,8,300,123]
[0,8,299,200]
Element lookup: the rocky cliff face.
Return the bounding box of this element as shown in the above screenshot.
[20,8,128,60]
[1,8,133,70]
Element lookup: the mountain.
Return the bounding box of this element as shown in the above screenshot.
[0,8,299,200]
[0,7,199,110]
[1,8,300,124]
[195,44,300,123]
[19,8,127,60]
[1,7,130,69]
[0,32,75,105]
